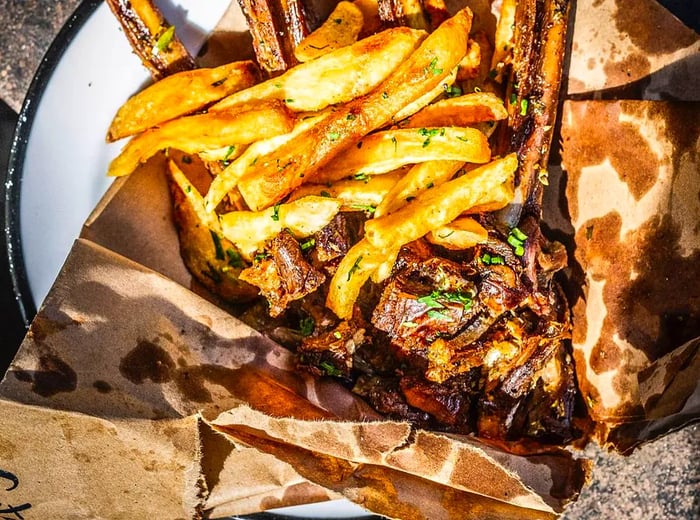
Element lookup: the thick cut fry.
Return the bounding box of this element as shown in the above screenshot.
[402,92,508,129]
[374,159,462,217]
[391,66,457,122]
[212,27,424,114]
[314,127,489,184]
[326,238,388,319]
[219,196,342,260]
[426,216,489,250]
[236,8,472,211]
[490,0,516,82]
[204,112,329,212]
[294,2,364,62]
[287,170,403,208]
[107,101,294,177]
[167,158,258,302]
[371,247,400,283]
[105,0,194,80]
[197,144,247,164]
[107,61,260,142]
[363,153,517,251]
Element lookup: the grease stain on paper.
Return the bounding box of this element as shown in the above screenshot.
[12,354,78,397]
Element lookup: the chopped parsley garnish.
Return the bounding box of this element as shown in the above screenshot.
[443,83,462,97]
[520,99,529,116]
[418,289,473,312]
[391,136,398,152]
[320,190,331,197]
[418,127,443,147]
[480,252,504,265]
[300,237,316,251]
[320,361,343,377]
[254,252,270,263]
[507,227,528,256]
[438,230,454,239]
[299,316,315,337]
[382,91,389,99]
[401,321,418,328]
[226,248,244,268]
[353,172,369,181]
[510,93,518,105]
[328,131,340,141]
[155,25,176,52]
[221,145,236,166]
[333,331,343,339]
[271,204,281,221]
[350,204,376,213]
[427,309,451,320]
[309,44,329,50]
[425,57,443,76]
[284,98,295,103]
[347,255,363,281]
[346,114,356,121]
[210,230,225,260]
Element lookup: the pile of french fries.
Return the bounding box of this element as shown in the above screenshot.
[107,3,520,320]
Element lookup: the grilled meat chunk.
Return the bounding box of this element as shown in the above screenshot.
[298,321,366,379]
[240,231,326,316]
[311,211,366,274]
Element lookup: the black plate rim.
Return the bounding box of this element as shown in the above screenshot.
[4,0,103,327]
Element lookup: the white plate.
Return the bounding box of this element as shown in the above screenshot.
[7,1,372,518]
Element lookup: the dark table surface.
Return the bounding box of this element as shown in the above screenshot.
[0,1,698,519]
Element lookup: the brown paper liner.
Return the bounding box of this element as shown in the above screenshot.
[559,99,700,449]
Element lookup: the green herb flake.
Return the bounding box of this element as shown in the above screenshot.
[510,93,517,105]
[427,309,451,320]
[418,127,441,147]
[346,114,356,121]
[320,190,331,197]
[284,98,295,104]
[328,131,340,141]
[333,331,343,339]
[210,230,225,260]
[182,155,192,164]
[401,321,418,328]
[155,25,176,52]
[271,204,281,221]
[520,98,529,116]
[511,227,528,241]
[309,44,329,50]
[443,83,462,97]
[300,237,316,251]
[514,244,525,257]
[391,135,398,152]
[226,248,244,268]
[185,185,192,194]
[425,57,443,76]
[418,292,444,309]
[427,182,434,189]
[382,91,389,99]
[350,204,376,213]
[353,172,369,181]
[254,252,269,263]
[437,230,454,239]
[347,255,363,281]
[299,316,315,337]
[320,361,343,377]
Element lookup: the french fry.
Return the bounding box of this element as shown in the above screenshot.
[294,2,364,62]
[426,216,489,250]
[219,196,342,260]
[326,238,388,319]
[457,38,482,81]
[287,169,404,208]
[211,27,425,114]
[167,160,220,233]
[391,66,457,122]
[107,101,294,177]
[235,8,473,211]
[107,61,261,142]
[204,111,330,212]
[313,126,489,184]
[371,247,400,283]
[104,0,194,80]
[363,153,517,251]
[197,144,247,164]
[401,92,508,128]
[374,159,462,217]
[490,0,517,82]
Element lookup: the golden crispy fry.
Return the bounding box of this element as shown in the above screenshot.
[287,170,403,208]
[107,61,260,142]
[294,2,364,62]
[204,112,329,212]
[457,38,481,81]
[107,101,294,177]
[401,92,508,128]
[197,144,247,164]
[392,66,457,122]
[167,158,258,302]
[211,27,425,114]
[490,0,516,82]
[426,216,489,250]
[236,8,473,211]
[326,238,388,319]
[374,159,462,217]
[105,0,194,80]
[371,247,400,283]
[219,196,342,260]
[363,153,517,250]
[314,126,489,184]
